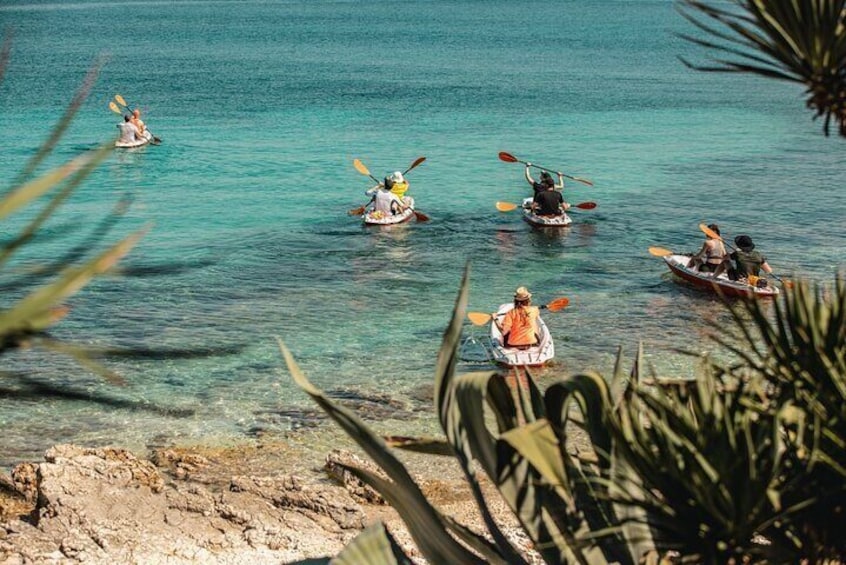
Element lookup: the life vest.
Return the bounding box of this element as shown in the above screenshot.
[390,181,409,198]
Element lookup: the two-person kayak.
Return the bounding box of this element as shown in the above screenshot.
[661,253,779,298]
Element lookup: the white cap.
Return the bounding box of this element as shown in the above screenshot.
[390,171,405,184]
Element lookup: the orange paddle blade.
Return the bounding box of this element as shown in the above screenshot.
[699,223,722,241]
[414,211,430,222]
[348,205,366,216]
[114,94,128,107]
[467,312,492,326]
[574,201,597,210]
[545,297,570,312]
[648,246,674,257]
[496,201,519,212]
[108,101,122,114]
[353,158,371,177]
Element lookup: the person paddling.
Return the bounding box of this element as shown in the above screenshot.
[532,179,570,217]
[129,109,146,134]
[688,223,728,273]
[367,177,405,216]
[724,234,773,281]
[493,287,540,348]
[116,114,143,144]
[525,165,564,196]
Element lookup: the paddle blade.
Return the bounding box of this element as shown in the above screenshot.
[648,246,673,257]
[404,156,426,174]
[699,223,721,241]
[414,211,430,222]
[467,312,492,326]
[348,205,366,216]
[498,151,519,163]
[545,297,570,312]
[115,94,127,107]
[496,201,519,212]
[353,158,371,177]
[108,101,122,115]
[574,201,596,210]
[572,176,595,187]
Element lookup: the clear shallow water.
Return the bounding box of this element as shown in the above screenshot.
[1,0,844,468]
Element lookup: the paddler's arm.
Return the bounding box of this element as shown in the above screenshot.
[524,163,535,185]
[554,172,564,190]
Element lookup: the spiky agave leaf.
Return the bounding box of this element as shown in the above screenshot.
[712,278,846,559]
[434,267,623,564]
[609,367,805,562]
[677,0,846,136]
[327,521,413,565]
[278,337,510,565]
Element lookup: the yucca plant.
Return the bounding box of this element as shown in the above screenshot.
[677,0,846,137]
[282,267,846,564]
[712,278,846,560]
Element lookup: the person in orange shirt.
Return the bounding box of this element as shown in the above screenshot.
[495,286,540,348]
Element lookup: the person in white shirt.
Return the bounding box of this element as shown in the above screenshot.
[116,115,142,144]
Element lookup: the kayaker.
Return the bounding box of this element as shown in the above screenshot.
[725,235,773,280]
[130,109,146,134]
[525,165,564,196]
[368,177,405,215]
[116,114,143,144]
[387,171,410,199]
[687,223,728,272]
[494,287,540,348]
[532,180,570,216]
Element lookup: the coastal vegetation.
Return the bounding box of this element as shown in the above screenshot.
[282,268,846,563]
[678,0,846,137]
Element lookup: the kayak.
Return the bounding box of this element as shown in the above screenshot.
[489,303,555,367]
[521,197,572,228]
[115,129,154,149]
[363,196,415,226]
[662,254,779,298]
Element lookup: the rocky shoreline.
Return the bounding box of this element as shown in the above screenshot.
[0,442,539,564]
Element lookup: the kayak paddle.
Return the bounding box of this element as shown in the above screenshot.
[498,151,594,187]
[648,246,674,257]
[496,201,597,212]
[467,297,570,326]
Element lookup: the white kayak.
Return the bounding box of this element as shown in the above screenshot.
[521,197,572,227]
[115,129,155,149]
[489,302,555,367]
[663,253,779,298]
[364,196,415,226]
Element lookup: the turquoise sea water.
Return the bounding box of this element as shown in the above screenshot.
[1,0,844,468]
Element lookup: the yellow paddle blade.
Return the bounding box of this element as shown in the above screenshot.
[699,223,722,241]
[114,94,127,107]
[648,246,673,257]
[546,297,570,312]
[108,101,122,114]
[496,201,519,212]
[467,312,492,326]
[353,158,371,177]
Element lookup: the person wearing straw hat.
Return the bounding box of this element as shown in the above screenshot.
[493,286,540,348]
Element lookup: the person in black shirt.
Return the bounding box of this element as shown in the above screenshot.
[525,165,564,196]
[532,181,570,216]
